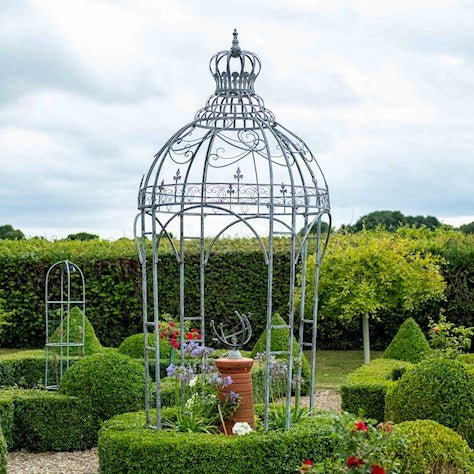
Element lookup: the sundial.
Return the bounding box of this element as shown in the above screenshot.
[211,311,252,359]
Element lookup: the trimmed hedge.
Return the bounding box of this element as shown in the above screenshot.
[0,350,46,388]
[382,317,431,363]
[60,352,145,422]
[99,408,336,474]
[118,333,172,360]
[394,420,474,474]
[0,426,5,474]
[385,357,474,446]
[0,389,96,451]
[49,307,103,355]
[1,230,472,351]
[340,358,413,421]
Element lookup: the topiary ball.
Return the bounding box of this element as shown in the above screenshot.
[385,357,474,444]
[118,333,173,360]
[60,352,145,422]
[383,317,430,363]
[393,420,474,473]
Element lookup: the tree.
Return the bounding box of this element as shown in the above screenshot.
[459,222,474,235]
[351,211,441,232]
[298,229,446,363]
[297,221,330,237]
[66,232,99,241]
[0,225,24,240]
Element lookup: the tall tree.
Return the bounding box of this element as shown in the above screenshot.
[66,232,99,241]
[0,225,24,240]
[351,210,441,232]
[298,229,445,363]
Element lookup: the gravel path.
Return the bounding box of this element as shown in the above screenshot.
[7,390,341,473]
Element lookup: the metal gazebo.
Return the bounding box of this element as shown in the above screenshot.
[135,30,331,430]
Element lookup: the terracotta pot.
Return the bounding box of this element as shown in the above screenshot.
[215,357,255,434]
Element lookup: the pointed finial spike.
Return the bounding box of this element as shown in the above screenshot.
[231,28,241,57]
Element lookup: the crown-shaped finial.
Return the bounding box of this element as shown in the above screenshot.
[231,28,241,57]
[209,30,261,95]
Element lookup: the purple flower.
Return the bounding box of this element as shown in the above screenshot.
[166,364,176,377]
[181,341,215,358]
[166,364,195,383]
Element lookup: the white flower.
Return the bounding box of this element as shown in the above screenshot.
[189,376,198,387]
[232,421,253,436]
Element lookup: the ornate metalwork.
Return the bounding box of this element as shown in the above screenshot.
[44,260,85,390]
[135,30,331,431]
[211,311,253,359]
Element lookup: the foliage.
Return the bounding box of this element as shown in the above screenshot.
[0,225,24,240]
[60,352,145,422]
[299,229,446,329]
[385,357,474,445]
[268,405,310,431]
[49,306,103,356]
[393,420,474,474]
[349,211,442,232]
[0,426,5,474]
[0,229,472,351]
[300,413,406,473]
[118,333,172,360]
[250,313,311,393]
[0,396,13,448]
[382,318,430,363]
[340,359,412,422]
[0,388,96,451]
[98,408,336,474]
[428,313,473,357]
[66,232,99,241]
[459,221,474,235]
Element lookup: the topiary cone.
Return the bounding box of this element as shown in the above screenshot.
[383,317,430,363]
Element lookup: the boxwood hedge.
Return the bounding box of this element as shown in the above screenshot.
[0,426,6,474]
[340,358,413,421]
[99,408,336,474]
[393,420,474,473]
[0,389,96,451]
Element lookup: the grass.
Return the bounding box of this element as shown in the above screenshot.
[306,350,383,390]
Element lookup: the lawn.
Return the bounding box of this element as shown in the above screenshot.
[308,350,382,390]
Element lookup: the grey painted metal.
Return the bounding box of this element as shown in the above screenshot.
[211,311,253,359]
[136,30,331,430]
[45,260,85,390]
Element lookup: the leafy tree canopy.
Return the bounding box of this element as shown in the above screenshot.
[459,221,474,235]
[66,232,99,241]
[349,210,442,232]
[0,225,24,240]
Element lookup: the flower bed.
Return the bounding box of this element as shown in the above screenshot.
[99,408,336,474]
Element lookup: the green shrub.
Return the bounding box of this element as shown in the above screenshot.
[0,426,6,474]
[0,388,96,451]
[60,352,145,422]
[340,358,413,421]
[383,317,431,363]
[99,408,336,474]
[118,333,172,360]
[385,357,474,446]
[49,307,102,356]
[250,313,311,392]
[393,420,474,473]
[0,350,45,388]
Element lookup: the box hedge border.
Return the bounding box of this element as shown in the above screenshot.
[0,389,97,451]
[99,407,335,474]
[340,358,413,422]
[0,426,6,474]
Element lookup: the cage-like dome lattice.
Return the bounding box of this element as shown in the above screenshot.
[135,30,331,431]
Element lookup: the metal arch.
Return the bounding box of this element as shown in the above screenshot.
[45,260,86,390]
[136,31,331,431]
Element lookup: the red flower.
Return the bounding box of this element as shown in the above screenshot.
[186,332,195,340]
[303,460,313,466]
[347,457,365,468]
[170,338,179,349]
[299,460,313,472]
[169,321,176,327]
[197,333,202,340]
[191,327,198,333]
[355,420,368,431]
[371,466,385,474]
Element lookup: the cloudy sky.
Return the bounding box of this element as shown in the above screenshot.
[1,0,473,239]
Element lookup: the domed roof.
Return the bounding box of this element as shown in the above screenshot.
[139,30,329,218]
